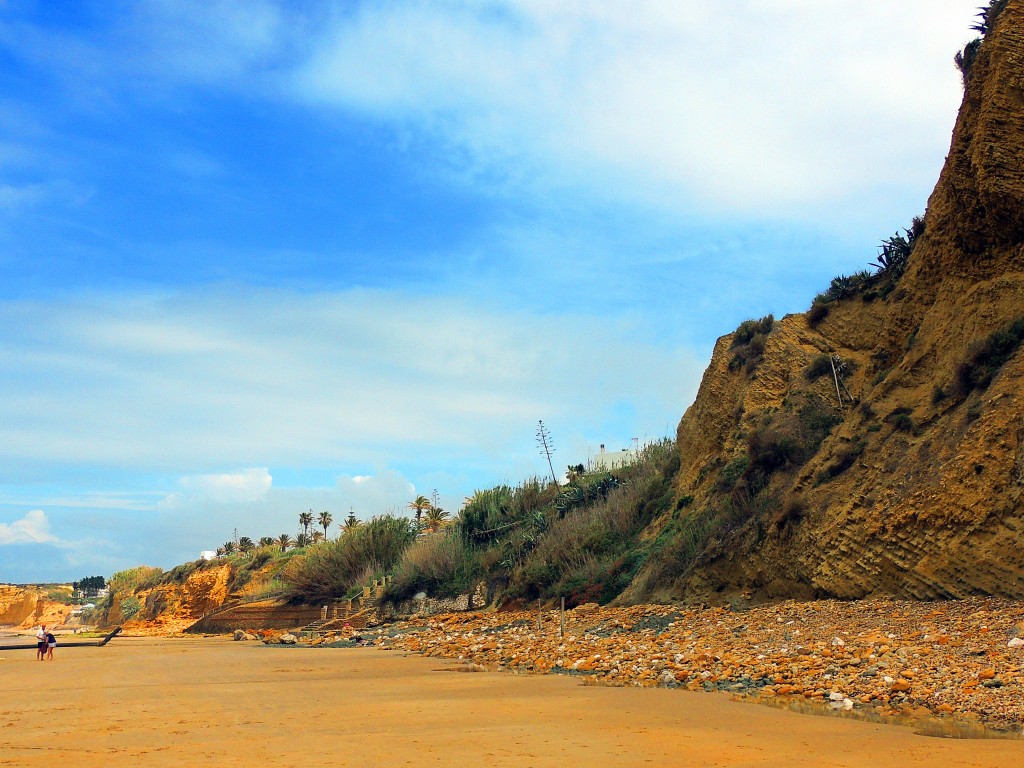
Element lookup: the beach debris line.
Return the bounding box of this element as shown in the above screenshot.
[0,626,123,652]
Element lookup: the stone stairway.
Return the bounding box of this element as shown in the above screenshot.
[299,617,331,633]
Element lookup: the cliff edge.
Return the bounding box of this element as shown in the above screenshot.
[626,1,1024,603]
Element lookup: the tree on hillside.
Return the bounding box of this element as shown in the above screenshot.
[312,531,325,543]
[318,510,333,539]
[407,495,432,528]
[222,540,236,555]
[74,575,106,596]
[341,513,360,534]
[238,537,255,555]
[277,534,292,552]
[299,510,314,538]
[423,506,450,533]
[258,536,275,548]
[295,532,312,548]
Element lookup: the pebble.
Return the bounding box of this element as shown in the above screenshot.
[341,597,1024,732]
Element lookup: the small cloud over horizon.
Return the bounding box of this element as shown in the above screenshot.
[0,509,58,546]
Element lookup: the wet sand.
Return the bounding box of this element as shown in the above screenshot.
[0,636,1020,767]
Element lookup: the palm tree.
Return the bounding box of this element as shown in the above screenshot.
[258,536,275,548]
[277,534,292,552]
[298,510,314,538]
[216,546,226,557]
[423,506,450,533]
[295,532,312,548]
[318,510,333,539]
[407,495,432,528]
[238,537,255,555]
[312,530,325,543]
[222,540,236,555]
[341,513,360,535]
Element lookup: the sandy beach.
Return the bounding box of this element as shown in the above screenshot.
[0,636,1020,767]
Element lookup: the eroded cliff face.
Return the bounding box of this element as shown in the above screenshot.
[0,585,41,625]
[629,3,1024,603]
[101,563,233,633]
[0,585,74,628]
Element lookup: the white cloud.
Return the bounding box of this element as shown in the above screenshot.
[0,1,975,222]
[294,0,975,213]
[0,288,703,478]
[161,468,273,509]
[149,466,419,548]
[0,509,58,545]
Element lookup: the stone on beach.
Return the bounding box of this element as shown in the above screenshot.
[347,597,1024,732]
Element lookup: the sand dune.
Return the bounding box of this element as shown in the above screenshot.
[0,637,1018,767]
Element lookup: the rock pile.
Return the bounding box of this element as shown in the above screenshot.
[367,598,1024,732]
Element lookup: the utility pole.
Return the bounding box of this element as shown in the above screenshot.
[536,420,558,487]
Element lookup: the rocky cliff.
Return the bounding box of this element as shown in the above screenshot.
[626,2,1024,604]
[0,585,74,628]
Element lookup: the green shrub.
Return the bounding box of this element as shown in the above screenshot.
[954,317,1024,397]
[887,408,915,433]
[717,456,749,492]
[729,315,774,375]
[108,566,163,595]
[732,315,775,347]
[386,530,478,601]
[641,507,717,588]
[284,515,417,602]
[506,440,677,602]
[804,354,834,382]
[807,302,830,327]
[715,396,841,507]
[119,596,142,620]
[461,479,560,544]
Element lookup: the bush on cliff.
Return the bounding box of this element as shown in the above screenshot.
[284,515,417,602]
[384,529,478,602]
[504,440,678,604]
[954,316,1024,397]
[729,315,774,374]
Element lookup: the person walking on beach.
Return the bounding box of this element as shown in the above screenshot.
[46,629,56,660]
[35,624,47,661]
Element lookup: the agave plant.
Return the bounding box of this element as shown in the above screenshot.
[871,233,912,276]
[972,0,1008,36]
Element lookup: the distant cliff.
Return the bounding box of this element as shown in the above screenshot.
[625,1,1024,604]
[0,585,73,628]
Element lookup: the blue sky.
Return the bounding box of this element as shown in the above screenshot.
[0,1,978,582]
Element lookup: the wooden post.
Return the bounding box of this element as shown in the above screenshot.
[830,355,844,408]
[560,597,565,638]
